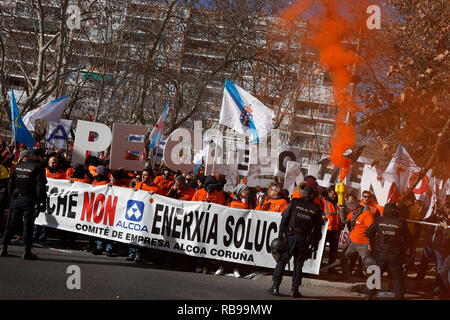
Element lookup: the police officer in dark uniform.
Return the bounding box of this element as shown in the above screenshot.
[268,186,324,298]
[366,202,410,299]
[0,150,47,260]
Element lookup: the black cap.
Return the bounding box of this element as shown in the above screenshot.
[204,176,218,187]
[112,170,124,180]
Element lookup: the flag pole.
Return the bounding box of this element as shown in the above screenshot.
[10,90,17,150]
[212,123,223,175]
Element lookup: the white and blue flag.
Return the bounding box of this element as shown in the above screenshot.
[219,80,274,144]
[23,95,69,131]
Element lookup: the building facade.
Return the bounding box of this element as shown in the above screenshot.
[1,0,336,172]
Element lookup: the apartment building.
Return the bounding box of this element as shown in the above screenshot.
[1,0,336,172]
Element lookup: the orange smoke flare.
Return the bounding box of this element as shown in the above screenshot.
[279,0,366,180]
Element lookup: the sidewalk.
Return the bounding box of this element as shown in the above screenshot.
[251,267,436,298]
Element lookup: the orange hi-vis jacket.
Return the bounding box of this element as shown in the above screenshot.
[322,198,340,230]
[153,176,175,195]
[374,203,384,216]
[134,181,162,194]
[65,167,74,180]
[71,177,91,184]
[292,189,324,209]
[167,185,195,201]
[347,209,375,244]
[359,201,379,217]
[255,196,289,213]
[92,179,109,186]
[228,196,251,210]
[45,167,67,180]
[191,189,225,205]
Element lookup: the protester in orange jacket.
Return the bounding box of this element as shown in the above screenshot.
[228,184,251,209]
[69,164,91,184]
[91,165,109,186]
[133,169,162,194]
[191,175,225,205]
[338,198,376,281]
[255,182,288,213]
[361,190,380,218]
[321,187,340,274]
[153,167,175,195]
[45,156,67,180]
[166,175,195,201]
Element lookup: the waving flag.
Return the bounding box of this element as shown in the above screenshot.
[23,95,69,131]
[148,103,170,152]
[383,145,420,203]
[219,80,274,144]
[10,90,35,150]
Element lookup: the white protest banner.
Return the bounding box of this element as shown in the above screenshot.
[283,161,303,197]
[308,155,374,190]
[360,164,393,206]
[36,178,328,274]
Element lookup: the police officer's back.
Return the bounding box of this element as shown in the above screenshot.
[366,202,410,299]
[1,150,47,260]
[268,186,324,298]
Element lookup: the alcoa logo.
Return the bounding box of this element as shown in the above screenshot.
[116,200,149,232]
[125,200,145,222]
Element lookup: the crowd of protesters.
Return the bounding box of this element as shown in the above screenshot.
[0,141,449,299]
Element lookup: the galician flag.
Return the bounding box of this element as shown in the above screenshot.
[219,80,274,144]
[148,103,170,152]
[23,95,69,131]
[10,89,35,150]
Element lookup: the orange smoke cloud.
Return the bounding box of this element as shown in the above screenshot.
[280,0,365,181]
[280,0,312,22]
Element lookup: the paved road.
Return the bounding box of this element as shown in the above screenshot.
[0,244,365,300]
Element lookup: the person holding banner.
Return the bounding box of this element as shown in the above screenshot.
[126,169,162,263]
[133,169,162,194]
[153,167,174,195]
[1,150,47,260]
[45,156,66,180]
[213,183,252,278]
[69,164,91,184]
[92,170,130,257]
[166,175,195,201]
[228,184,251,209]
[191,176,225,205]
[268,186,324,297]
[109,169,130,188]
[91,166,109,186]
[255,183,288,213]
